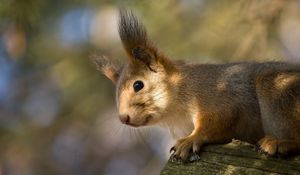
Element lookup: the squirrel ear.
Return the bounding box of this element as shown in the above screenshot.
[131,46,176,73]
[132,46,157,72]
[118,9,174,73]
[92,56,120,84]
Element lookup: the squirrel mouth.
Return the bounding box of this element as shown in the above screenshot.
[127,115,153,127]
[143,115,153,125]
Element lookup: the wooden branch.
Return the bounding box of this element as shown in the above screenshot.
[160,140,300,175]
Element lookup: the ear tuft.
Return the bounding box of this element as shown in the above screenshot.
[118,9,176,73]
[119,9,148,56]
[92,55,120,84]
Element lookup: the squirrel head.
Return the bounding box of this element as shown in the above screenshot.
[94,9,181,127]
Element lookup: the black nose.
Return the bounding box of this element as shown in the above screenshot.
[120,115,130,124]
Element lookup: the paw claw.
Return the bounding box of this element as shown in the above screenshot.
[170,136,202,162]
[170,154,183,163]
[189,153,201,162]
[170,146,175,153]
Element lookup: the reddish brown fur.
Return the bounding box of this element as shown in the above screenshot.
[93,9,300,161]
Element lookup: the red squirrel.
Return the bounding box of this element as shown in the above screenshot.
[93,9,300,161]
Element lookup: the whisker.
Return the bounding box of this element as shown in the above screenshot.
[138,129,149,147]
[132,128,142,146]
[131,127,139,144]
[97,115,121,137]
[141,127,150,139]
[135,128,151,150]
[110,123,123,139]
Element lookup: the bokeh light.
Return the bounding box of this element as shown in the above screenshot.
[0,0,300,175]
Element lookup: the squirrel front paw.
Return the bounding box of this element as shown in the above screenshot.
[170,136,202,162]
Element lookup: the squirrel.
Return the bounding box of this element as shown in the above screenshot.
[93,9,300,161]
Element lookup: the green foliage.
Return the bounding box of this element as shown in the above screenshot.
[0,0,45,29]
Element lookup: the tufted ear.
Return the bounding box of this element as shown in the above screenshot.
[118,9,175,73]
[131,46,158,72]
[92,55,121,84]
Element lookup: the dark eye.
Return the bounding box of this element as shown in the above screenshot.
[133,80,144,92]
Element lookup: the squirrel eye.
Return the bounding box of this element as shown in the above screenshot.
[133,80,144,92]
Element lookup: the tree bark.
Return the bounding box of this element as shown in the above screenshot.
[160,140,300,175]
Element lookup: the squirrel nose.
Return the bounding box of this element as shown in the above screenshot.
[120,114,130,124]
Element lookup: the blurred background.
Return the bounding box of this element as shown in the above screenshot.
[0,0,300,174]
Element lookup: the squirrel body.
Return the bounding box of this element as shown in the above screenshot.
[94,10,300,161]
